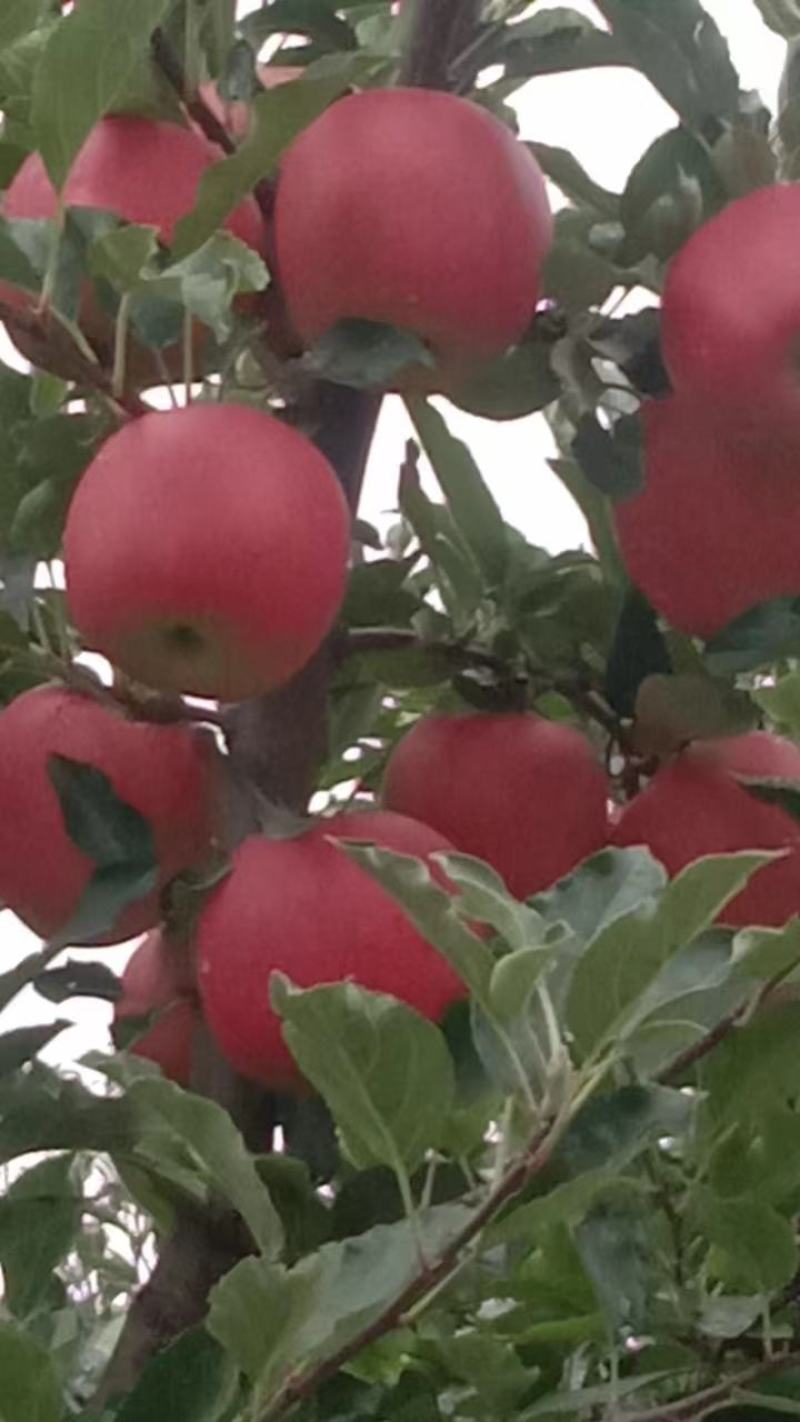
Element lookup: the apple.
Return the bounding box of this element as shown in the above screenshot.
[273,88,552,387]
[63,402,351,701]
[113,929,198,1085]
[611,731,800,927]
[661,184,800,424]
[613,394,800,639]
[0,685,219,943]
[196,809,465,1087]
[1,115,266,385]
[381,712,609,899]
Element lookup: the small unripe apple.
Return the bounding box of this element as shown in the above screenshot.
[273,88,552,386]
[613,395,800,639]
[381,712,609,899]
[2,116,266,384]
[0,685,219,943]
[611,731,800,927]
[114,929,198,1085]
[196,809,465,1088]
[662,185,800,423]
[63,402,351,701]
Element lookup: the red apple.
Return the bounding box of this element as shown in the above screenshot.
[114,929,199,1085]
[613,394,800,639]
[1,116,266,385]
[611,731,800,927]
[273,88,552,386]
[63,402,351,701]
[196,809,465,1088]
[381,712,609,899]
[662,185,800,424]
[0,685,219,943]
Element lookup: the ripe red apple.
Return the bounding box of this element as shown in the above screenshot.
[0,685,219,943]
[273,89,552,386]
[662,185,800,423]
[2,116,266,385]
[611,731,800,927]
[114,929,199,1085]
[613,394,800,639]
[381,712,609,900]
[63,402,351,701]
[196,809,465,1088]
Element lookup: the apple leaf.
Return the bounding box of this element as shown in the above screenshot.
[0,1154,80,1319]
[572,411,644,499]
[114,1329,239,1422]
[0,1322,62,1422]
[445,325,560,422]
[271,976,455,1173]
[33,958,122,1004]
[47,754,158,947]
[31,0,172,189]
[705,596,800,675]
[755,0,800,38]
[304,319,434,389]
[0,1021,70,1078]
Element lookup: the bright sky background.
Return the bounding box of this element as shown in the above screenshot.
[0,1,786,1066]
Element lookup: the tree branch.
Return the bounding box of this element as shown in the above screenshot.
[150,27,236,157]
[0,300,148,419]
[258,1117,558,1421]
[621,1348,800,1422]
[399,0,484,89]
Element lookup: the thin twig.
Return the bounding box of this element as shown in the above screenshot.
[0,299,148,419]
[150,28,236,156]
[257,1118,558,1421]
[657,967,800,1086]
[620,1347,800,1422]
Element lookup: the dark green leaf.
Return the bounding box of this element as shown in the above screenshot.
[575,1195,657,1332]
[753,671,800,738]
[115,1329,238,1422]
[240,0,356,51]
[531,846,667,946]
[705,597,800,675]
[0,1155,80,1318]
[529,141,620,217]
[271,977,455,1172]
[31,0,172,188]
[756,0,800,38]
[700,1195,798,1292]
[605,585,672,718]
[0,1021,69,1076]
[33,958,122,1003]
[542,237,619,312]
[633,673,758,755]
[304,319,434,389]
[0,1061,135,1163]
[572,412,643,500]
[0,1322,62,1422]
[444,322,560,422]
[406,396,508,590]
[499,8,631,82]
[619,124,724,263]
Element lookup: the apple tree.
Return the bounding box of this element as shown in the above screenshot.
[3,1,800,1419]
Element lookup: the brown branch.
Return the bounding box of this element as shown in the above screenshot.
[0,300,148,419]
[258,1118,558,1421]
[657,967,800,1086]
[150,28,236,157]
[621,1348,800,1422]
[398,0,484,89]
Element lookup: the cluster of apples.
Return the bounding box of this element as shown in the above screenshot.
[615,184,800,637]
[0,86,556,1087]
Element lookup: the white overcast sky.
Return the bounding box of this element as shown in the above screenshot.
[0,1,785,1063]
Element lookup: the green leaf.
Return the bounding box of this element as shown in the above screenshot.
[33,958,122,1003]
[499,8,631,82]
[173,72,355,256]
[700,1195,799,1292]
[572,411,643,500]
[547,454,625,588]
[566,852,774,1058]
[0,1323,62,1422]
[340,843,494,1000]
[126,1075,284,1258]
[405,396,508,590]
[542,236,619,312]
[0,1155,80,1318]
[575,1195,658,1332]
[605,585,673,718]
[31,0,172,188]
[0,1021,69,1077]
[0,1061,135,1164]
[633,672,757,755]
[115,1329,238,1422]
[271,977,455,1173]
[753,671,800,738]
[529,141,620,217]
[398,459,483,630]
[706,596,800,675]
[303,319,434,389]
[619,124,723,263]
[0,1,52,50]
[531,846,668,947]
[444,323,560,422]
[434,851,545,953]
[47,753,158,946]
[240,0,357,51]
[754,0,800,39]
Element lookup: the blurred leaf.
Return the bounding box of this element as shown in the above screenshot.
[445,323,560,422]
[0,1322,62,1422]
[31,0,171,188]
[633,673,758,756]
[699,1195,798,1292]
[343,558,421,628]
[437,852,545,953]
[529,140,620,216]
[240,0,357,50]
[705,597,800,675]
[531,846,668,946]
[0,1155,80,1318]
[605,585,672,718]
[272,977,455,1173]
[0,1062,135,1163]
[753,672,800,737]
[33,958,122,1003]
[499,8,630,81]
[572,411,643,499]
[173,72,356,256]
[619,125,724,263]
[754,0,800,38]
[47,754,158,947]
[0,1,52,50]
[575,1194,657,1332]
[567,852,774,1057]
[406,396,508,591]
[115,1329,238,1422]
[398,456,483,630]
[0,1021,69,1076]
[543,237,618,312]
[589,307,671,399]
[304,320,434,389]
[548,455,625,584]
